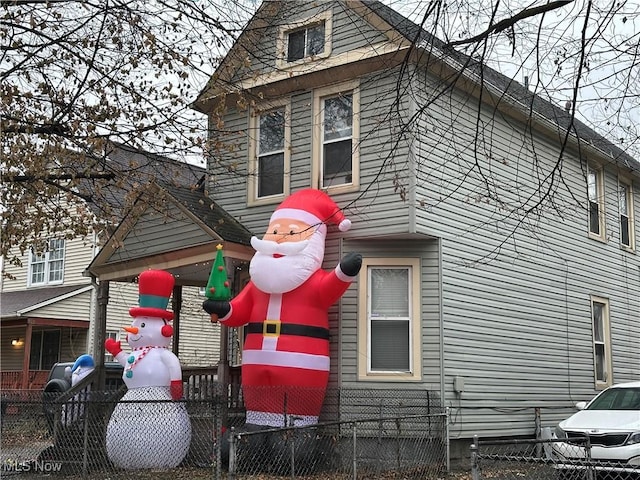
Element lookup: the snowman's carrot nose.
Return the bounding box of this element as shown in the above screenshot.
[123,326,139,334]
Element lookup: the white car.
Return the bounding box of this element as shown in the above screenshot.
[552,382,640,477]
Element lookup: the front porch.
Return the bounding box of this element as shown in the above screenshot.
[1,318,89,390]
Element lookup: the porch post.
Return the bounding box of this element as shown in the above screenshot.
[95,280,109,390]
[21,322,33,389]
[171,285,182,356]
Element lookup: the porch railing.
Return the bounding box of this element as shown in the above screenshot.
[1,370,48,390]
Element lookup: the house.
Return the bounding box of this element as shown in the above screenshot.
[0,144,229,390]
[85,0,639,457]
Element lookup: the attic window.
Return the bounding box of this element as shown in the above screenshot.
[287,22,325,62]
[277,11,332,68]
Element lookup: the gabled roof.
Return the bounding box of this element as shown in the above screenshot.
[78,141,208,224]
[0,285,92,319]
[162,182,254,246]
[194,0,638,177]
[360,0,639,175]
[85,180,255,284]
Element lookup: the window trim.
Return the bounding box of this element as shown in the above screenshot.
[247,99,291,206]
[276,10,332,69]
[357,257,421,381]
[618,177,635,251]
[587,165,606,242]
[312,80,360,194]
[590,295,612,390]
[28,238,65,287]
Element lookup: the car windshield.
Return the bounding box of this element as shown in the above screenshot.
[587,387,640,410]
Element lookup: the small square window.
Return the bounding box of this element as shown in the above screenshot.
[277,11,332,69]
[286,22,325,62]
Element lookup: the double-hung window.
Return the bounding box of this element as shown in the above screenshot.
[588,166,605,239]
[313,81,360,192]
[29,238,65,286]
[358,258,421,381]
[618,179,635,250]
[591,296,612,389]
[248,101,290,204]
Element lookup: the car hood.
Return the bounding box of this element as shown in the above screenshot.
[560,410,640,431]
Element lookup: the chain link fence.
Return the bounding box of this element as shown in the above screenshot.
[1,386,448,479]
[471,434,640,480]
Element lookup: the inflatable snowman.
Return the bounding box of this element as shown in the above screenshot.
[104,270,191,470]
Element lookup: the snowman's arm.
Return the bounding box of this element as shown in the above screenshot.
[161,351,183,382]
[161,351,184,400]
[105,339,128,367]
[112,351,128,366]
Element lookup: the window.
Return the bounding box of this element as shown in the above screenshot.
[313,81,360,192]
[287,21,325,62]
[358,258,421,381]
[587,166,605,239]
[29,238,65,286]
[248,102,290,204]
[591,296,612,389]
[618,179,635,250]
[29,330,61,370]
[277,11,332,68]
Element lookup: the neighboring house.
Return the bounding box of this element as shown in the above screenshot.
[0,144,224,390]
[83,0,639,457]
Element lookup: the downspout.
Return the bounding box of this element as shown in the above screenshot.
[438,237,445,406]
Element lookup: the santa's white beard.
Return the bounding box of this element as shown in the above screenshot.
[250,232,326,294]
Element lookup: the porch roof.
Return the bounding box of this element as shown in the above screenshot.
[85,181,255,285]
[0,285,93,320]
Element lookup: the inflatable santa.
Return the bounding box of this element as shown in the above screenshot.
[204,189,361,428]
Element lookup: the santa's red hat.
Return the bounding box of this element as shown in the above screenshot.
[129,270,175,320]
[271,189,351,232]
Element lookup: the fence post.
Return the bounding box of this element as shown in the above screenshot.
[213,394,220,480]
[227,427,236,480]
[534,407,542,458]
[445,407,450,473]
[352,422,357,480]
[585,436,594,480]
[470,434,480,480]
[82,396,90,476]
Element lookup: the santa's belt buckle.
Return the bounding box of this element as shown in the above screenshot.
[263,320,281,337]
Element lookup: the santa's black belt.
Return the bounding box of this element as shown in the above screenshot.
[246,321,330,340]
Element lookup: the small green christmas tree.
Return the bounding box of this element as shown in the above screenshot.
[205,244,231,320]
